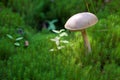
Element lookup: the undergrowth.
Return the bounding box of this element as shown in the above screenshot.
[1,14,120,79]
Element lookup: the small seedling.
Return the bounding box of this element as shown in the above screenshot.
[50,29,69,52]
[6,34,23,47]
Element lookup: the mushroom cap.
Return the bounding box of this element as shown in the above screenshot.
[65,12,98,31]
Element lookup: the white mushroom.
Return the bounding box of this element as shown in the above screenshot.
[65,12,98,53]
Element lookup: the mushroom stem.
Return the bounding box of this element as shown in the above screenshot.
[81,29,91,53]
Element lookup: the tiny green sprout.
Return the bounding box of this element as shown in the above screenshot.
[50,29,69,52]
[6,34,24,47]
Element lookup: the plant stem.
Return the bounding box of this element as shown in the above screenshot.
[81,29,91,53]
[84,0,90,12]
[89,0,96,14]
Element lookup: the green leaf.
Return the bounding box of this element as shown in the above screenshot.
[47,19,58,30]
[52,29,65,34]
[59,29,65,33]
[60,40,69,43]
[51,19,58,24]
[14,42,20,46]
[48,24,56,30]
[6,34,14,40]
[52,30,60,34]
[59,32,68,37]
[16,37,23,41]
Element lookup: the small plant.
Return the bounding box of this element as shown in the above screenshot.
[50,29,69,51]
[6,34,23,47]
[47,19,58,30]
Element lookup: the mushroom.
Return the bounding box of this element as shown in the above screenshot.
[65,12,98,53]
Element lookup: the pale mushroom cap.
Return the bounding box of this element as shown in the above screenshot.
[65,12,98,31]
